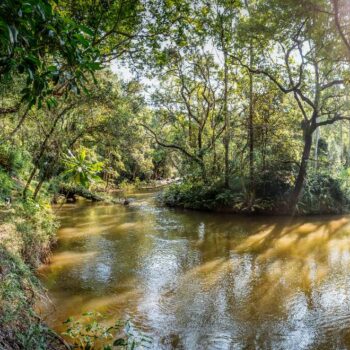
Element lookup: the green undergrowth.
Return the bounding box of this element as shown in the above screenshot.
[160,173,350,215]
[0,195,60,349]
[0,247,51,350]
[0,146,62,349]
[160,181,240,211]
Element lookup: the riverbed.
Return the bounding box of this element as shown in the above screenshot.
[38,190,350,349]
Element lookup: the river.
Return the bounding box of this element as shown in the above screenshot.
[38,190,350,349]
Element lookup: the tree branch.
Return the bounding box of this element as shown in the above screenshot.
[320,79,344,90]
[316,113,350,127]
[139,122,203,164]
[332,0,350,57]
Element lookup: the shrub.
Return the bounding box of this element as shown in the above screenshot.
[0,143,30,176]
[161,181,239,210]
[255,170,293,202]
[161,173,349,215]
[299,173,350,215]
[0,190,59,348]
[14,199,58,266]
[0,246,49,349]
[0,170,15,200]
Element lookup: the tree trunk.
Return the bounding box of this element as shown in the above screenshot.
[200,161,207,183]
[248,44,254,206]
[7,105,31,142]
[289,131,313,214]
[245,0,255,206]
[314,125,320,171]
[223,49,230,188]
[340,121,344,164]
[23,106,72,199]
[33,177,45,200]
[23,167,37,198]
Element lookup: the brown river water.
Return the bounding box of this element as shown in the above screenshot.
[38,190,350,349]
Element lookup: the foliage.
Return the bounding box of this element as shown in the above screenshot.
[0,194,58,349]
[254,168,294,201]
[14,198,58,265]
[0,246,45,349]
[63,148,104,189]
[161,181,239,210]
[63,312,152,350]
[2,0,350,348]
[299,173,350,215]
[0,142,30,176]
[0,170,15,200]
[162,168,350,215]
[0,0,101,106]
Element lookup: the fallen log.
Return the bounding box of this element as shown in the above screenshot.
[58,185,104,202]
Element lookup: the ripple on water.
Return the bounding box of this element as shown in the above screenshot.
[39,192,350,349]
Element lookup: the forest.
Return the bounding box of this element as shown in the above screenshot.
[2,0,350,349]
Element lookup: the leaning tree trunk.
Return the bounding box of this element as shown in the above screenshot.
[289,131,313,214]
[22,106,71,199]
[33,177,45,200]
[23,167,37,199]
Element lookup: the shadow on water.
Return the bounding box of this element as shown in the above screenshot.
[37,191,350,349]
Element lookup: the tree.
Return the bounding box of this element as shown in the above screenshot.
[146,50,226,183]
[0,0,101,109]
[234,0,350,212]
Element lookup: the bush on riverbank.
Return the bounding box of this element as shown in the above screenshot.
[0,196,61,349]
[0,195,63,349]
[0,150,63,349]
[161,173,350,215]
[161,181,239,210]
[298,173,350,215]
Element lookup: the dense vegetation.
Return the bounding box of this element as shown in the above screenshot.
[2,0,350,348]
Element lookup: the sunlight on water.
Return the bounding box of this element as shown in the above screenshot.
[37,191,350,349]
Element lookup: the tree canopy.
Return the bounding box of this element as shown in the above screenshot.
[1,0,350,214]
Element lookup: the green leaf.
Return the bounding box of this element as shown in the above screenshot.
[113,338,127,346]
[47,65,58,72]
[80,25,94,36]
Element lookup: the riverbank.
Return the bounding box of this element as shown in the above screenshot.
[160,178,350,216]
[0,177,151,349]
[0,199,70,350]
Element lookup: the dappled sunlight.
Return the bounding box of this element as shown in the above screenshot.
[235,217,350,258]
[38,283,142,333]
[234,224,276,252]
[181,258,235,292]
[58,223,122,238]
[38,251,97,271]
[83,289,141,315]
[182,257,225,277]
[116,222,149,231]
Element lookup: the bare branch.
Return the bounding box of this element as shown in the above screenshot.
[316,113,350,127]
[320,79,344,90]
[139,122,203,164]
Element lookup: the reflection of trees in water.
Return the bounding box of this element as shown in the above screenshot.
[160,216,350,349]
[42,196,350,349]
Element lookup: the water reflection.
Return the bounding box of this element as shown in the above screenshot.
[38,191,350,349]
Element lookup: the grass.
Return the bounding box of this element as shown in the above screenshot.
[0,195,65,349]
